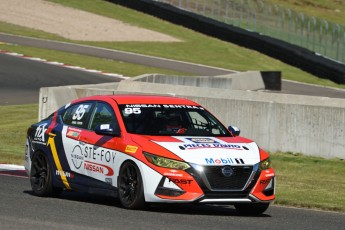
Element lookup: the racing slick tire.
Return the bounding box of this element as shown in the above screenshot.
[118,161,146,210]
[234,203,270,215]
[30,151,62,197]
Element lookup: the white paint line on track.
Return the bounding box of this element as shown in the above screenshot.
[0,164,25,170]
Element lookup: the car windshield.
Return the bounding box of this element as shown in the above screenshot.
[119,104,231,136]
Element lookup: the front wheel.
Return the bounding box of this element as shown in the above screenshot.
[118,161,146,210]
[234,203,270,215]
[30,151,62,197]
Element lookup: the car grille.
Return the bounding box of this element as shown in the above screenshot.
[203,166,253,190]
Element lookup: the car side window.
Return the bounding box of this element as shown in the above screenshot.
[63,102,94,128]
[88,102,119,131]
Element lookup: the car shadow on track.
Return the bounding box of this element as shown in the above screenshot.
[147,203,271,218]
[24,190,271,218]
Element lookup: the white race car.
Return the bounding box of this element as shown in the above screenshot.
[25,95,275,215]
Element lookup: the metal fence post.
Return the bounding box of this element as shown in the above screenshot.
[257,1,264,34]
[194,0,198,13]
[322,20,329,56]
[308,17,316,51]
[225,0,229,23]
[286,9,292,43]
[343,32,345,63]
[274,5,280,37]
[333,24,340,60]
[299,13,305,47]
[240,0,244,28]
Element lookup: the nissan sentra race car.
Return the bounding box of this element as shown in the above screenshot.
[25,95,275,215]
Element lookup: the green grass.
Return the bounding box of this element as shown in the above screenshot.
[0,104,38,165]
[1,0,345,89]
[266,0,345,26]
[271,152,345,212]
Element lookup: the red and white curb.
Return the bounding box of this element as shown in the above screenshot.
[0,47,129,80]
[0,164,27,178]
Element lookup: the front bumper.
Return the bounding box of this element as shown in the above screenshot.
[149,164,275,204]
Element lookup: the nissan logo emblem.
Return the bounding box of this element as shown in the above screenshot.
[221,166,233,177]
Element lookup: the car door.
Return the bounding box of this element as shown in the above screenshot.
[71,101,120,186]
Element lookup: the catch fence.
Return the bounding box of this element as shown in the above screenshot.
[156,0,345,64]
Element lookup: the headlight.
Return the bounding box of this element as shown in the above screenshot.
[144,152,190,170]
[259,157,271,170]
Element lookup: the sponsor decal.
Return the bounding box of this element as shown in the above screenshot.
[66,127,81,140]
[105,178,113,185]
[125,104,162,108]
[124,104,204,110]
[25,143,29,161]
[84,161,114,176]
[56,170,74,179]
[32,123,48,144]
[185,138,219,144]
[47,133,71,189]
[71,145,83,169]
[260,179,271,185]
[168,178,193,185]
[180,143,243,150]
[164,169,183,177]
[205,157,245,165]
[265,173,275,177]
[100,124,110,130]
[125,145,138,154]
[70,144,116,169]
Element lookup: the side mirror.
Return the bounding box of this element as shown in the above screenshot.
[228,126,240,136]
[95,124,121,137]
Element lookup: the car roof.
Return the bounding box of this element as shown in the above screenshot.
[73,94,200,106]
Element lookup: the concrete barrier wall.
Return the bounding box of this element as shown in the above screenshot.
[191,97,345,159]
[131,71,265,91]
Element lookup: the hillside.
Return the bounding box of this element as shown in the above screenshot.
[0,0,344,88]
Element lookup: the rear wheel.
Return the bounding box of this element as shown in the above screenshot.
[234,203,270,215]
[118,161,145,210]
[30,152,62,197]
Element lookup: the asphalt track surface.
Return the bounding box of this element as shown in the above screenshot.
[0,53,121,105]
[1,174,344,230]
[1,34,345,229]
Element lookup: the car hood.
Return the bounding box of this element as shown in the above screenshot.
[132,135,261,166]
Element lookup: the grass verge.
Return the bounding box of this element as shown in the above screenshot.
[271,152,345,212]
[1,104,344,212]
[0,104,38,165]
